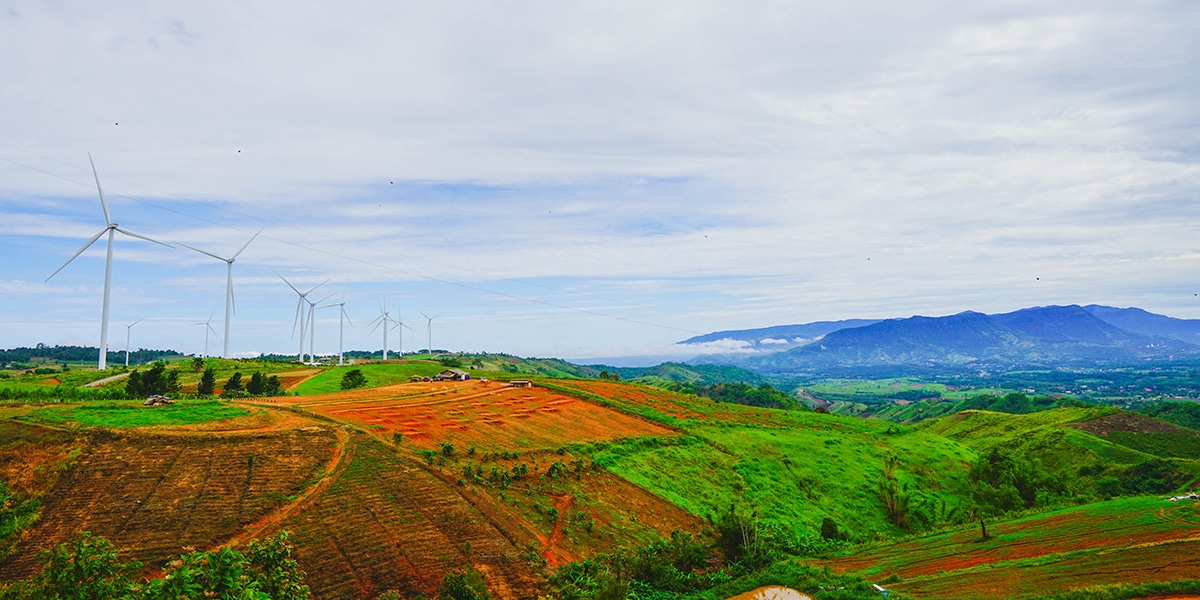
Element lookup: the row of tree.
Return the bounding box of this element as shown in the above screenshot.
[125,363,283,398]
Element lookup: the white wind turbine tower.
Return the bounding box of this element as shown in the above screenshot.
[391,312,415,358]
[46,154,172,370]
[320,292,353,366]
[305,292,334,364]
[191,311,221,358]
[178,229,262,358]
[123,318,145,367]
[369,299,396,361]
[275,271,326,363]
[419,310,441,356]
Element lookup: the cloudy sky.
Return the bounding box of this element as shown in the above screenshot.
[2,1,1198,363]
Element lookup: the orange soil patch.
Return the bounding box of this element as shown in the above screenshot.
[38,377,61,386]
[286,380,678,451]
[550,379,788,427]
[279,369,322,392]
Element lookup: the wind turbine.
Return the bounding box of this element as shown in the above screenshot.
[191,311,221,358]
[320,292,353,366]
[46,154,172,370]
[369,299,396,361]
[391,312,415,358]
[178,229,262,358]
[419,311,441,356]
[123,318,145,367]
[275,270,326,363]
[305,292,334,364]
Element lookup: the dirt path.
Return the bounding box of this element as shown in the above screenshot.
[223,425,354,549]
[84,372,130,387]
[543,494,576,568]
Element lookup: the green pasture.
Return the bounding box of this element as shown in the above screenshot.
[289,361,445,394]
[7,400,252,429]
[583,409,977,542]
[827,495,1200,599]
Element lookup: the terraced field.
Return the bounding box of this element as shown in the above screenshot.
[271,434,542,600]
[821,495,1200,599]
[0,425,337,579]
[286,380,677,451]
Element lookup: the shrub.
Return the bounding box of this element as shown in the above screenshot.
[340,369,368,390]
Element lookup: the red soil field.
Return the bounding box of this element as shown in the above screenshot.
[267,434,542,600]
[551,379,790,427]
[286,380,678,451]
[0,426,338,580]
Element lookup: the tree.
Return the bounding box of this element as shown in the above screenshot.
[197,367,216,396]
[0,532,139,600]
[244,531,311,600]
[191,356,205,372]
[222,372,244,398]
[340,369,367,390]
[265,375,283,396]
[246,371,266,396]
[439,569,489,600]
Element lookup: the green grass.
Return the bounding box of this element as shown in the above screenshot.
[289,362,446,394]
[582,409,976,542]
[12,400,252,428]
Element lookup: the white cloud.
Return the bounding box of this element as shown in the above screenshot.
[2,1,1199,357]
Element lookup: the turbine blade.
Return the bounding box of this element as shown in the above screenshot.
[343,308,353,327]
[89,153,111,225]
[131,317,145,327]
[418,310,429,319]
[303,279,329,295]
[230,278,236,316]
[114,227,172,248]
[403,323,416,332]
[274,269,302,294]
[177,242,227,262]
[46,227,108,281]
[313,292,335,305]
[231,228,263,260]
[292,298,303,337]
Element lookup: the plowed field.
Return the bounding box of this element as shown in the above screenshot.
[285,380,677,451]
[269,434,542,600]
[0,426,337,579]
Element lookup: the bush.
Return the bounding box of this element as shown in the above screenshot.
[340,369,367,390]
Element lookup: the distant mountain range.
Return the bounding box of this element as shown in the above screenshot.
[680,305,1200,374]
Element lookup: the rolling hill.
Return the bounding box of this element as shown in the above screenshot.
[3,361,1200,599]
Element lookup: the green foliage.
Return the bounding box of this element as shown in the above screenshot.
[0,531,310,600]
[191,357,205,372]
[688,382,803,410]
[0,481,41,552]
[0,532,139,600]
[221,372,244,398]
[197,367,216,396]
[439,569,489,600]
[1118,458,1189,494]
[339,369,368,390]
[123,363,179,398]
[969,446,1049,514]
[246,371,266,395]
[438,357,464,369]
[1137,400,1200,431]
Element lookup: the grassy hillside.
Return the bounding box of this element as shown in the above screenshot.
[550,379,976,542]
[821,495,1200,600]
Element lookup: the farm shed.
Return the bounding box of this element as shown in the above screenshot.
[435,368,470,381]
[509,380,533,388]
